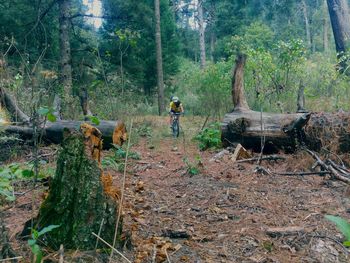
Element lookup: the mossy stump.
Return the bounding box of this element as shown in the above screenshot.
[34,128,121,250]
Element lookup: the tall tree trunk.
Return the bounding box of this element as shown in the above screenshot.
[324,0,330,52]
[154,0,165,115]
[210,30,215,61]
[297,81,307,113]
[232,54,250,112]
[79,87,92,119]
[52,94,62,121]
[302,0,312,50]
[198,0,206,69]
[326,0,350,72]
[59,0,73,114]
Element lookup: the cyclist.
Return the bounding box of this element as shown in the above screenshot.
[169,96,184,127]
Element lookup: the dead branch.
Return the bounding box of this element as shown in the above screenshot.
[235,155,286,163]
[0,87,30,123]
[276,171,330,176]
[161,229,191,239]
[304,148,350,184]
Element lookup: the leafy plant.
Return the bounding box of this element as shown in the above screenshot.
[325,215,350,247]
[194,122,222,151]
[102,145,141,171]
[0,164,35,202]
[28,225,60,263]
[136,123,153,138]
[37,107,57,122]
[114,146,141,160]
[86,115,100,125]
[102,155,124,172]
[183,156,202,176]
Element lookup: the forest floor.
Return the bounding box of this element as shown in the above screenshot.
[3,116,350,262]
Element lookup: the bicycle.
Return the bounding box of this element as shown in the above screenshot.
[170,112,182,138]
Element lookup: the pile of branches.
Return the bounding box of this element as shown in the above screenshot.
[305,112,350,153]
[304,148,350,184]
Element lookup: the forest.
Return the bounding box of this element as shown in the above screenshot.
[1,0,350,262]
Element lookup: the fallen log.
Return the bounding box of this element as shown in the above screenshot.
[222,54,350,153]
[222,110,310,152]
[2,120,127,149]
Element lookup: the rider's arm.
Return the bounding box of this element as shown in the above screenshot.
[180,104,184,113]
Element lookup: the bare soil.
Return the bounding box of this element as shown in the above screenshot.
[2,117,350,262]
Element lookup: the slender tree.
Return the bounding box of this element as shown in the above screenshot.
[154,0,165,114]
[323,0,330,52]
[232,54,249,112]
[59,0,73,114]
[326,0,350,72]
[198,0,206,69]
[302,0,312,50]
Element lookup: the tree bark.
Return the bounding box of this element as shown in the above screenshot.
[79,87,92,119]
[59,0,74,112]
[52,94,62,121]
[28,128,121,250]
[297,81,307,113]
[232,54,250,112]
[198,0,206,69]
[326,0,350,72]
[154,0,165,115]
[221,111,310,152]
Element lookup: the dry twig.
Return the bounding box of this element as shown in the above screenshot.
[92,232,131,263]
[109,120,133,261]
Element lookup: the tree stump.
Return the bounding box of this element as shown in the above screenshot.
[31,125,121,250]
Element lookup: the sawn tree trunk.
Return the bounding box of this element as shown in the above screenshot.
[222,54,350,153]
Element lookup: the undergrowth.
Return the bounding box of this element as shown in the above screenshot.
[102,145,141,172]
[0,163,49,203]
[183,156,203,176]
[194,122,222,151]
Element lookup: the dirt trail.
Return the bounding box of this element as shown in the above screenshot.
[119,137,350,262]
[3,130,350,262]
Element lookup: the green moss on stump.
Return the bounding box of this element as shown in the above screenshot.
[36,129,121,250]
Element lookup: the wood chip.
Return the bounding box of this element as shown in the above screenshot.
[231,144,251,162]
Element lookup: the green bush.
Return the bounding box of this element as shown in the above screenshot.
[194,122,222,151]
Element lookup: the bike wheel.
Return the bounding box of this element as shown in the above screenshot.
[172,120,180,138]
